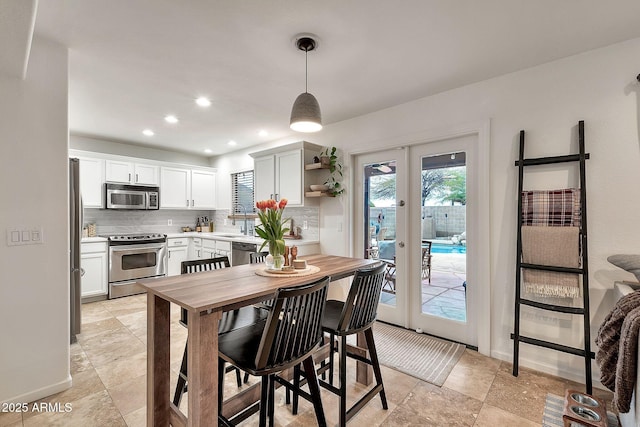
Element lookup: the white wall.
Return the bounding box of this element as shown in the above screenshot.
[71,134,211,167]
[0,36,70,403]
[216,37,640,384]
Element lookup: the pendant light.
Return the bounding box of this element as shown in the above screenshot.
[290,36,322,133]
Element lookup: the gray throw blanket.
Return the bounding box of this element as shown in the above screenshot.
[596,290,640,413]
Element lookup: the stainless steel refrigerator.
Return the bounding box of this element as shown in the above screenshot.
[69,158,82,343]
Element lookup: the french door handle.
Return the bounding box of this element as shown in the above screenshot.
[398,200,405,207]
[398,241,405,248]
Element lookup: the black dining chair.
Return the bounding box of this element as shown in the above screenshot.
[217,276,330,427]
[173,256,269,407]
[249,251,269,264]
[302,263,388,426]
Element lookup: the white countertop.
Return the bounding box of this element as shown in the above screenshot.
[165,232,318,246]
[81,233,318,246]
[81,236,108,243]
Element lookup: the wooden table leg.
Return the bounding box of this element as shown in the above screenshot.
[356,331,373,386]
[187,309,222,427]
[147,294,171,426]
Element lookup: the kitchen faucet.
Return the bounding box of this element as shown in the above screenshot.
[233,203,250,235]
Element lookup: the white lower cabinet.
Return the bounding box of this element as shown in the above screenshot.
[190,237,203,260]
[81,242,108,299]
[202,239,217,259]
[167,238,189,276]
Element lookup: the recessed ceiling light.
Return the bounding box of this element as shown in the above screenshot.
[164,115,178,124]
[228,140,237,146]
[204,148,213,154]
[195,97,211,107]
[258,130,269,137]
[142,129,154,136]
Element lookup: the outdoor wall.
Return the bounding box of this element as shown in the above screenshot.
[0,36,70,403]
[256,37,640,385]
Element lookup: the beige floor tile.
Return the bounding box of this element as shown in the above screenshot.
[108,375,147,416]
[80,327,146,367]
[381,381,482,427]
[116,310,147,337]
[70,346,94,375]
[94,351,147,389]
[80,301,112,324]
[23,369,106,421]
[24,390,125,427]
[123,406,146,427]
[76,317,125,342]
[484,362,562,423]
[473,403,539,427]
[0,411,22,427]
[442,349,500,401]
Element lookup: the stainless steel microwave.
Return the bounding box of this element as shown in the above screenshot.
[105,183,159,210]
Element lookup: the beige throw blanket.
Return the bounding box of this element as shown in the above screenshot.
[521,226,581,298]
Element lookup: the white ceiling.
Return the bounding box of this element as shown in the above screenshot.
[28,0,640,156]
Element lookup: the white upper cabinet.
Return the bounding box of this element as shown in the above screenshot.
[105,160,159,185]
[250,141,322,206]
[78,157,105,208]
[276,150,303,206]
[134,163,159,185]
[160,167,191,208]
[254,150,301,204]
[254,155,276,202]
[160,167,216,209]
[191,170,217,209]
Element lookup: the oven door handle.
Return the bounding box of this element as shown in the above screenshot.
[110,243,167,253]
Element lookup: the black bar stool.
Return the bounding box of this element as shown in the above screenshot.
[173,256,269,407]
[303,263,388,426]
[218,276,331,427]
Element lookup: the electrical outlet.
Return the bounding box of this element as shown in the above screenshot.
[303,221,308,230]
[167,219,173,226]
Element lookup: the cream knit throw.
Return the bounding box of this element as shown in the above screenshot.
[521,226,581,298]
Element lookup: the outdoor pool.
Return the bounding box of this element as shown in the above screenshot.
[431,243,466,254]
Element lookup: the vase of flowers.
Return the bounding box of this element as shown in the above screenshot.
[255,198,290,270]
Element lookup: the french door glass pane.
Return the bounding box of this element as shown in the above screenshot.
[363,161,396,307]
[420,152,467,322]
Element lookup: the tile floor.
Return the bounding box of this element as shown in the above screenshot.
[0,294,613,427]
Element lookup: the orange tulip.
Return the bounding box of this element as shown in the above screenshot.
[278,198,288,210]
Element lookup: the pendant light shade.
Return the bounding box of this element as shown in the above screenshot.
[290,36,322,133]
[290,92,322,132]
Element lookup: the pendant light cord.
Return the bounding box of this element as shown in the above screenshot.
[305,47,308,93]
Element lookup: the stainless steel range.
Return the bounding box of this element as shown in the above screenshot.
[107,233,167,299]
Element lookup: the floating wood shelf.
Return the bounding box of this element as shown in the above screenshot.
[305,163,330,170]
[305,191,334,197]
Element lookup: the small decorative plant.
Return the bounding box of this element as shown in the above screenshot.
[320,146,345,196]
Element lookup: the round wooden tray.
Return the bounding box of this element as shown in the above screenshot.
[255,265,320,277]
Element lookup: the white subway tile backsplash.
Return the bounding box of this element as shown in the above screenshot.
[83,209,214,235]
[83,206,319,240]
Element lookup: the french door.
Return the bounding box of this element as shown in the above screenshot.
[354,132,487,348]
[354,149,407,326]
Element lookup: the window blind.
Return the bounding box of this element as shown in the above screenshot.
[231,170,255,214]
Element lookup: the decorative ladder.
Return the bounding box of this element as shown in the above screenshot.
[511,120,594,394]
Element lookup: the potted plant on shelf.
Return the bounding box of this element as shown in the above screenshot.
[320,146,345,196]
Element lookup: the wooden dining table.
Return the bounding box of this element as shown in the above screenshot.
[138,254,376,427]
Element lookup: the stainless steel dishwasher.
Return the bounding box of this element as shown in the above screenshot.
[231,241,257,265]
